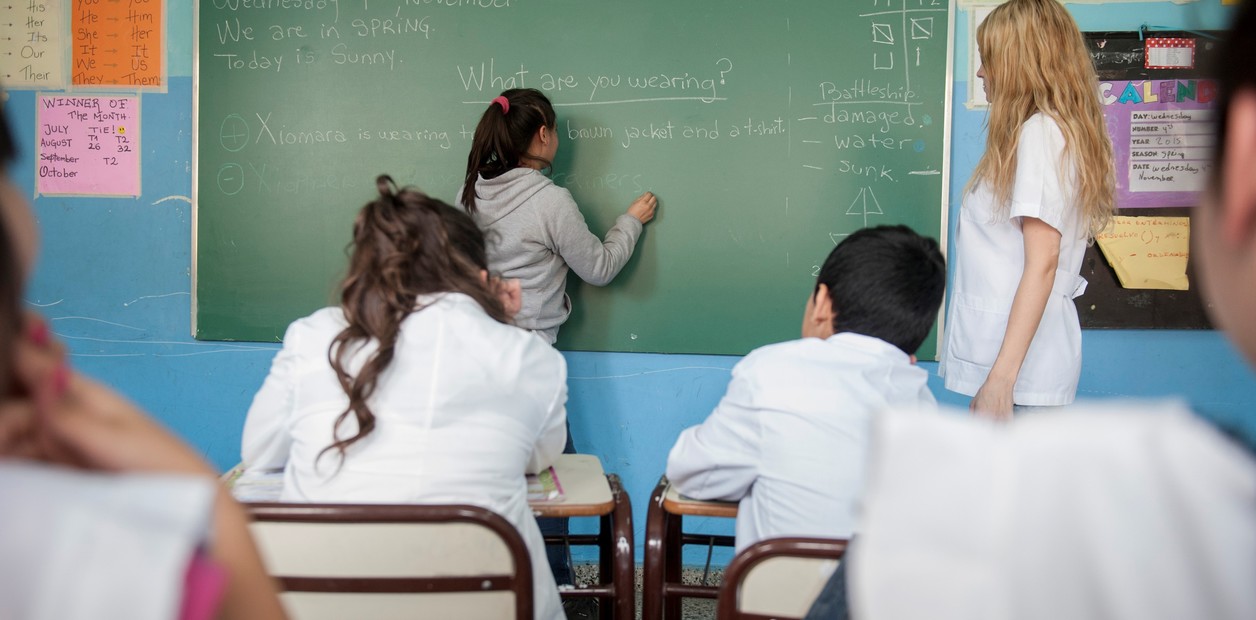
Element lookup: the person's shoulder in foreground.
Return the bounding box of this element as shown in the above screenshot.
[853,401,1256,620]
[843,3,1256,618]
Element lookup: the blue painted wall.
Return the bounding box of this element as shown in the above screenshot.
[7,0,1253,563]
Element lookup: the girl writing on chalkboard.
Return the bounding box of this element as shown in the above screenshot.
[459,88,658,345]
[241,175,567,620]
[940,0,1115,418]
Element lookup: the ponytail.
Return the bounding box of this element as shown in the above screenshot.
[461,88,557,214]
[320,174,509,467]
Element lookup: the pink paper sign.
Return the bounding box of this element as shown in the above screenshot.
[36,95,140,196]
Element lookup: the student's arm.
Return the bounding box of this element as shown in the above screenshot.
[971,117,1071,420]
[666,365,762,501]
[970,217,1060,419]
[50,379,288,620]
[14,338,287,620]
[547,191,649,286]
[207,485,290,620]
[240,326,303,471]
[526,347,568,474]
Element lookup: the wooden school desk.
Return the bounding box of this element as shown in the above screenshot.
[532,454,635,620]
[223,454,635,619]
[642,476,739,620]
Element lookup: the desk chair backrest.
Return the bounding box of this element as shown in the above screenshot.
[716,537,848,620]
[248,503,533,620]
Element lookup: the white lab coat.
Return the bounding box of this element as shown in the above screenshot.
[666,333,936,552]
[940,113,1090,406]
[852,403,1256,620]
[0,462,216,620]
[241,292,568,620]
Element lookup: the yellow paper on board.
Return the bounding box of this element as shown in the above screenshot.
[1095,216,1190,290]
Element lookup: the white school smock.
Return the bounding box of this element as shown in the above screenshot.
[940,113,1090,406]
[852,403,1256,620]
[0,463,216,620]
[241,292,568,620]
[665,333,936,552]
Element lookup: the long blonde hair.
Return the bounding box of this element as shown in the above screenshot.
[971,0,1114,239]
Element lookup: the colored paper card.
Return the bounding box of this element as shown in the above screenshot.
[71,0,165,88]
[965,5,995,109]
[1101,80,1216,208]
[1127,107,1214,193]
[36,95,141,197]
[1095,216,1190,290]
[1145,37,1195,70]
[1,0,65,89]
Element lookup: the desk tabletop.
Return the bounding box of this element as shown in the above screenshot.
[662,481,739,518]
[223,454,617,517]
[531,454,615,518]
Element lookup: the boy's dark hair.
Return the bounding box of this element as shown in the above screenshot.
[815,225,945,355]
[1213,1,1256,192]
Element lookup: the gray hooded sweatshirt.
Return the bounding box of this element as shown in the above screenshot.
[464,168,643,343]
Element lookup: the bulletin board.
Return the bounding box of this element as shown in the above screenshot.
[1077,30,1221,329]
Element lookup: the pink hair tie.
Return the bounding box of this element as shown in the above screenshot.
[492,96,510,114]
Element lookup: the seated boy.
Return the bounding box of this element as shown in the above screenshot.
[665,225,945,550]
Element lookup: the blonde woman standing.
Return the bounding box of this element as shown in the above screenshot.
[940,0,1115,418]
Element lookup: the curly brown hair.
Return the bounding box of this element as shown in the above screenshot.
[320,175,509,465]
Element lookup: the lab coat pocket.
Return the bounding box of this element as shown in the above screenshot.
[947,294,1010,367]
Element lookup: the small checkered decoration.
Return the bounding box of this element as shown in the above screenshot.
[1145,38,1196,69]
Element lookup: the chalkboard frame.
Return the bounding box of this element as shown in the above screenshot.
[191,1,957,356]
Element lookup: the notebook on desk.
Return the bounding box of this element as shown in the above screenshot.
[527,466,565,502]
[224,465,564,503]
[227,468,283,502]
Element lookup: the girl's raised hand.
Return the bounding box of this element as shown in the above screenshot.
[0,398,40,460]
[13,314,212,476]
[627,191,658,224]
[10,315,289,620]
[35,372,214,476]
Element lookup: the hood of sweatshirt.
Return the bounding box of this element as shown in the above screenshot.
[466,168,554,227]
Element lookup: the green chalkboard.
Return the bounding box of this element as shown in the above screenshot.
[194,0,953,356]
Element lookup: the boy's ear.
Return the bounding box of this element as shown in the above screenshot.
[1222,89,1256,248]
[807,284,837,338]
